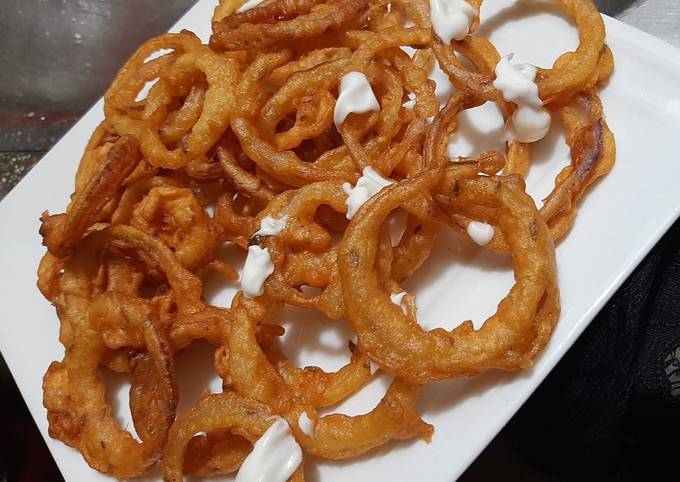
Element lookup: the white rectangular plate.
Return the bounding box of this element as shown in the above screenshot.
[2,1,680,481]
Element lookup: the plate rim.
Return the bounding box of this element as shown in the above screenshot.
[1,4,680,482]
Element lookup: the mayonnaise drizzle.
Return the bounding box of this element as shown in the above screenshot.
[334,72,380,128]
[493,55,551,143]
[342,167,393,219]
[241,246,275,298]
[467,221,494,246]
[255,215,288,237]
[429,0,475,44]
[298,411,315,437]
[507,105,552,143]
[390,291,408,315]
[237,0,264,12]
[235,416,302,482]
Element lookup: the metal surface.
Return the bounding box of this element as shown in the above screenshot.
[0,0,197,113]
[0,0,196,198]
[601,0,680,47]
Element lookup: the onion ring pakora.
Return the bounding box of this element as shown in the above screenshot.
[37,0,614,479]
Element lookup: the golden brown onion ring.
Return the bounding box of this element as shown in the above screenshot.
[210,0,369,51]
[162,391,305,482]
[228,294,432,458]
[339,167,559,382]
[40,137,140,258]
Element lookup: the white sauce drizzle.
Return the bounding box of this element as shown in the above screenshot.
[429,0,475,44]
[390,291,408,315]
[241,246,275,298]
[467,221,494,246]
[237,0,264,12]
[492,55,551,143]
[507,105,552,143]
[255,215,288,237]
[334,72,380,128]
[235,416,302,482]
[298,412,315,437]
[342,167,393,220]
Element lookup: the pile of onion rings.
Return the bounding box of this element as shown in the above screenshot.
[37,0,614,479]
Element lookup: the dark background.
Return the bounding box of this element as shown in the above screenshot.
[1,1,679,481]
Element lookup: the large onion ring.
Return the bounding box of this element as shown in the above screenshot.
[339,167,559,382]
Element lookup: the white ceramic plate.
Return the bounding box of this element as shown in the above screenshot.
[2,1,680,481]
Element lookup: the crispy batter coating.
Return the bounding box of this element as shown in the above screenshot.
[37,0,614,479]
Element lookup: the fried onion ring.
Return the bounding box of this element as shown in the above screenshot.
[339,168,559,382]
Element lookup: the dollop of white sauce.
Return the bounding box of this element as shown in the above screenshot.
[342,167,393,220]
[334,72,380,128]
[237,0,264,12]
[467,221,494,246]
[298,412,315,437]
[390,291,408,315]
[493,56,540,105]
[242,246,275,298]
[507,105,552,143]
[430,0,475,44]
[235,416,302,482]
[255,215,288,237]
[492,55,551,143]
